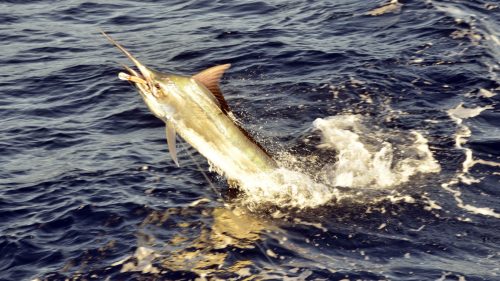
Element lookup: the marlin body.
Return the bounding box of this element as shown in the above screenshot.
[102,32,277,184]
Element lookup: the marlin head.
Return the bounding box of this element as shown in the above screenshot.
[102,30,231,120]
[101,30,175,120]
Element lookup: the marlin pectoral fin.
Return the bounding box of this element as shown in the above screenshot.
[193,64,231,113]
[166,122,180,167]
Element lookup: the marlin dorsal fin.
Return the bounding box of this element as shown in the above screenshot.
[193,64,231,114]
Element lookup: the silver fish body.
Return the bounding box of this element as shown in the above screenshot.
[102,32,277,183]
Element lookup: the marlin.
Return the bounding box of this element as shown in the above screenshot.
[102,31,277,184]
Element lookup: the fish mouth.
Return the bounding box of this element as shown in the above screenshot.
[118,66,147,85]
[101,30,158,96]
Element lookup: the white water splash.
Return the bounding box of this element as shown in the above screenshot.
[314,115,440,188]
[238,114,441,209]
[237,168,339,209]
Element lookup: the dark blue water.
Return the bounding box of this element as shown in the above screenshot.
[1,0,499,280]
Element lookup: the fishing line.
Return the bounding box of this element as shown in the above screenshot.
[178,140,223,200]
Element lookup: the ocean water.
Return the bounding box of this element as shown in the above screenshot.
[1,0,499,280]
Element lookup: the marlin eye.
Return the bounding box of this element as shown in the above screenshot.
[151,82,162,98]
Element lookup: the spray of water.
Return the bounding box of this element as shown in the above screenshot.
[314,115,440,188]
[236,114,441,209]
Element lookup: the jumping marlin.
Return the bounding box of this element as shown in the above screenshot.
[102,31,277,184]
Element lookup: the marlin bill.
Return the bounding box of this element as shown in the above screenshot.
[102,31,277,185]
